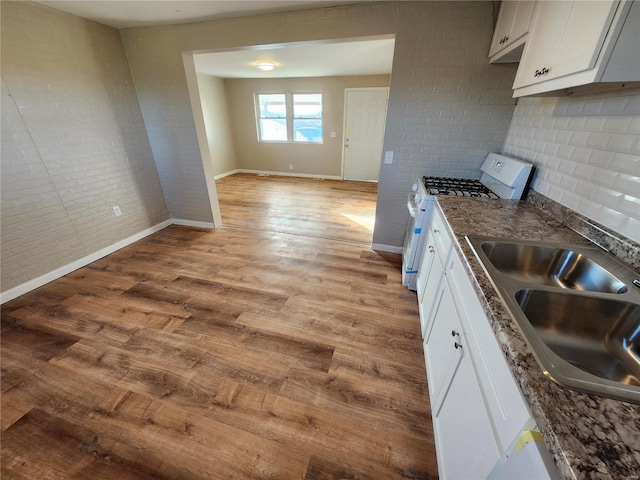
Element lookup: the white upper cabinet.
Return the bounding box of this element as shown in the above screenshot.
[513,0,640,96]
[514,0,617,88]
[489,1,536,63]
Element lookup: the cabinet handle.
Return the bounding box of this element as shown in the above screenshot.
[429,245,435,253]
[534,67,550,77]
[454,342,462,349]
[433,229,440,234]
[499,35,509,44]
[451,330,459,337]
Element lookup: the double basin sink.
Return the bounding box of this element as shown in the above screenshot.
[467,236,640,404]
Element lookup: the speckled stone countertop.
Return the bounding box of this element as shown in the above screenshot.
[435,196,640,480]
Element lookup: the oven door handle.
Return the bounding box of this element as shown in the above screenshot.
[407,199,418,218]
[407,193,418,218]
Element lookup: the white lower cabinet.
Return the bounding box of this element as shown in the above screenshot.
[418,203,559,480]
[418,245,444,339]
[425,272,502,480]
[417,206,452,339]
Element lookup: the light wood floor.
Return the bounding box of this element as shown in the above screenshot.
[1,173,437,479]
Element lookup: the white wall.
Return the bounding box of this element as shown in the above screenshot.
[1,1,170,293]
[120,1,518,249]
[196,74,237,177]
[503,89,640,243]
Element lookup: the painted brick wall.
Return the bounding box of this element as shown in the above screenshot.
[1,2,169,291]
[375,2,518,248]
[503,89,640,243]
[120,1,518,248]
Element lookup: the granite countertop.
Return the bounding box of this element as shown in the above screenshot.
[435,196,640,480]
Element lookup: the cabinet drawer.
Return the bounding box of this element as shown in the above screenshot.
[431,205,452,263]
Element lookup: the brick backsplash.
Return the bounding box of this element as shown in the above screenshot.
[503,89,640,243]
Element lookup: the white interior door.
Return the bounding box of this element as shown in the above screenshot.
[343,88,388,181]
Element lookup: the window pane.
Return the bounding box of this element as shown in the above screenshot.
[294,119,322,143]
[258,94,286,118]
[293,93,322,119]
[260,118,287,141]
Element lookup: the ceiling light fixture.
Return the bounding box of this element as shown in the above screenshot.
[257,62,275,71]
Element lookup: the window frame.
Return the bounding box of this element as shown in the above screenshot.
[255,91,323,144]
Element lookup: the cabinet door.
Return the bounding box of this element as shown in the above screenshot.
[514,0,618,88]
[424,272,462,406]
[419,251,445,340]
[489,1,518,57]
[509,1,535,45]
[427,279,502,479]
[448,252,531,452]
[417,244,435,304]
[554,1,618,77]
[489,1,535,58]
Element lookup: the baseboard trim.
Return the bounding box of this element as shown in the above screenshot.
[0,219,173,305]
[237,169,342,181]
[214,170,239,180]
[172,218,216,229]
[371,243,403,254]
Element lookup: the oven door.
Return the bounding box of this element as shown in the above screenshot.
[403,193,430,289]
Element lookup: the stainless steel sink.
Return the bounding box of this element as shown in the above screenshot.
[467,236,640,404]
[481,241,628,294]
[516,289,640,387]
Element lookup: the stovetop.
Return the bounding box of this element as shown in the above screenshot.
[422,176,499,199]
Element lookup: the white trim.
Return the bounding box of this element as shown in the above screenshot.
[0,219,173,305]
[214,169,239,180]
[371,243,403,254]
[237,169,341,180]
[172,218,216,229]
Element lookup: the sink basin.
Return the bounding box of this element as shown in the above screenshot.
[481,241,628,294]
[516,289,640,387]
[467,235,640,404]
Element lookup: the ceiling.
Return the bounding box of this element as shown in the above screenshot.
[34,0,395,79]
[35,1,362,29]
[193,37,395,78]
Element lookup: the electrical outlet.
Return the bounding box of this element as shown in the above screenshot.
[112,206,122,217]
[289,164,293,170]
[384,151,394,164]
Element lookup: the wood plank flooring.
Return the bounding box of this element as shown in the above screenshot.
[1,173,437,479]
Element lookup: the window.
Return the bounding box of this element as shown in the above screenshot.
[257,93,287,142]
[256,92,322,143]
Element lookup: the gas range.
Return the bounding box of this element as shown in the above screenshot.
[402,153,534,291]
[422,176,499,198]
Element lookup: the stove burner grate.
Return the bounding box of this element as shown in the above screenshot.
[422,176,499,199]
